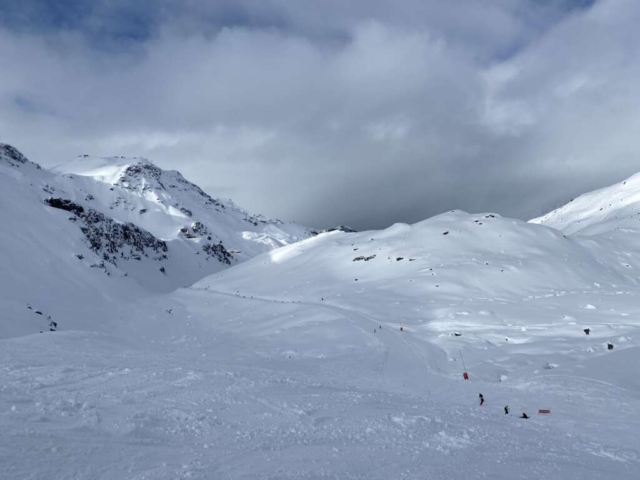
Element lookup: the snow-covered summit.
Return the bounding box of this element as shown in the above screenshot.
[530,172,640,235]
[0,144,316,337]
[52,154,311,249]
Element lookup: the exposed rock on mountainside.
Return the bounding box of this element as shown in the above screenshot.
[45,197,169,266]
[1,143,40,169]
[0,144,316,330]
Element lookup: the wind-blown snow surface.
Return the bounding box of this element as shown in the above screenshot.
[530,172,640,235]
[2,153,640,478]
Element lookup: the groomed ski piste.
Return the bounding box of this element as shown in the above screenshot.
[2,147,640,479]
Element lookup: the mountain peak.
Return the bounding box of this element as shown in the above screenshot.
[0,144,41,170]
[55,155,157,184]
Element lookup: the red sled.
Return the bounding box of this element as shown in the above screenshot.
[463,372,469,380]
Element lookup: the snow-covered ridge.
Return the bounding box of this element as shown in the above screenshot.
[1,143,41,169]
[46,150,316,267]
[55,155,293,230]
[197,209,640,306]
[0,144,316,338]
[530,172,640,235]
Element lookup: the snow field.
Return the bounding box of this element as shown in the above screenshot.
[2,287,639,479]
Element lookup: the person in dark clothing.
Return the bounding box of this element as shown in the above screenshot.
[479,393,485,406]
[504,405,509,415]
[520,412,529,419]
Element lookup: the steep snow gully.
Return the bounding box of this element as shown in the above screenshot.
[2,144,640,479]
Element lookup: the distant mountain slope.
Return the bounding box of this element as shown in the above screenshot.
[53,154,314,260]
[0,144,314,337]
[195,210,640,310]
[192,208,640,390]
[0,145,146,338]
[530,173,640,235]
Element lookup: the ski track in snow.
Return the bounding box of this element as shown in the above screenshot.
[2,286,640,479]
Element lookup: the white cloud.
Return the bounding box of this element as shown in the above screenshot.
[1,0,639,229]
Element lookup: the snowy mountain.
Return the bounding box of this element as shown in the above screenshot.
[0,143,313,337]
[194,209,640,380]
[530,172,640,235]
[52,154,313,258]
[2,148,640,479]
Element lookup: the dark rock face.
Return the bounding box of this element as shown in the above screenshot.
[45,198,85,216]
[202,241,233,265]
[312,225,358,235]
[191,221,208,236]
[179,221,212,240]
[170,172,225,209]
[80,210,167,264]
[117,163,166,192]
[179,207,193,217]
[45,197,168,266]
[46,195,235,272]
[327,225,358,233]
[0,144,41,169]
[353,255,376,262]
[179,226,195,239]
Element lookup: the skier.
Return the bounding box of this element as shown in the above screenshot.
[479,393,485,406]
[504,405,509,415]
[520,412,529,419]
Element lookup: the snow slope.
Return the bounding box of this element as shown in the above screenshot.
[195,210,640,382]
[530,172,640,235]
[2,282,639,479]
[0,144,314,337]
[53,155,313,259]
[0,144,154,338]
[2,148,640,479]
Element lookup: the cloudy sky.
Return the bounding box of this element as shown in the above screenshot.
[1,0,639,230]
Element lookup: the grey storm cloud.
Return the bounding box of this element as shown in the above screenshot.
[0,0,638,230]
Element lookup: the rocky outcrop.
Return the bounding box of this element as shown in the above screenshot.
[0,144,41,169]
[45,197,167,266]
[202,242,233,265]
[312,225,359,235]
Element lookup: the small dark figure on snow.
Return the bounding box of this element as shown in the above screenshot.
[608,342,614,350]
[479,393,485,406]
[504,405,509,415]
[583,328,590,335]
[520,412,529,419]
